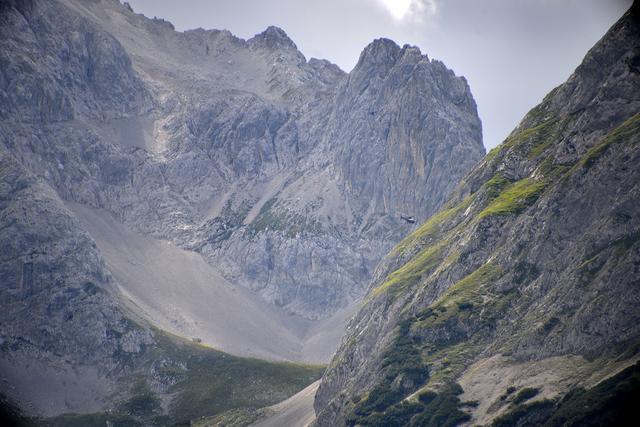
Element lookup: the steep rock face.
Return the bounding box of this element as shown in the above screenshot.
[314,4,640,426]
[2,0,485,323]
[0,0,148,122]
[329,40,482,223]
[0,0,484,418]
[0,147,155,416]
[205,39,483,317]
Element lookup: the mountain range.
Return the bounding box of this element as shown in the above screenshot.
[0,0,638,426]
[0,0,483,424]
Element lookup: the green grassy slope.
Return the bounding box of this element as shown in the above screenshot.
[44,330,324,427]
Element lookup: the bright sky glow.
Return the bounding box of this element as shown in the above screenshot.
[376,0,435,21]
[378,0,413,20]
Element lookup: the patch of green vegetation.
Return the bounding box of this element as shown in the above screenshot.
[406,264,510,385]
[352,400,425,427]
[213,198,254,239]
[247,197,322,238]
[500,386,517,401]
[484,99,561,162]
[460,400,479,408]
[145,331,325,425]
[374,262,507,387]
[537,156,571,181]
[423,342,479,386]
[437,263,502,306]
[513,387,540,404]
[511,119,555,149]
[479,178,546,218]
[348,319,429,425]
[523,87,563,123]
[46,330,324,427]
[224,198,253,224]
[483,174,512,199]
[123,379,161,417]
[492,361,640,427]
[408,383,471,427]
[537,157,555,176]
[492,399,555,427]
[418,390,438,404]
[247,198,279,235]
[350,264,512,424]
[44,413,140,427]
[457,301,473,311]
[545,361,640,426]
[372,241,446,297]
[416,263,504,328]
[391,195,474,258]
[371,196,482,300]
[381,320,430,384]
[526,120,564,159]
[484,144,503,162]
[348,382,470,427]
[580,113,640,169]
[486,119,559,164]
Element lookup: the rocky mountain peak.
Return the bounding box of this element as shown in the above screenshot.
[307,57,346,84]
[351,39,435,84]
[400,43,426,62]
[249,25,299,51]
[354,37,402,71]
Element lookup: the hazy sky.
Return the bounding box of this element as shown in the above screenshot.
[126,0,632,149]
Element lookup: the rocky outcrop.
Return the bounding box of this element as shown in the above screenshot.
[201,37,483,318]
[314,3,640,426]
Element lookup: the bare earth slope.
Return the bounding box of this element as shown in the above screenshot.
[71,203,351,362]
[252,380,320,427]
[71,203,306,361]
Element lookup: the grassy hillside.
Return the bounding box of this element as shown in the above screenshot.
[44,330,324,427]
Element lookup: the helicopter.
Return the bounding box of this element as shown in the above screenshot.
[400,214,416,224]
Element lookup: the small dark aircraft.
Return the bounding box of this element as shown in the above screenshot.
[400,215,416,224]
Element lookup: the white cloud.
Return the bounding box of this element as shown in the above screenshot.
[376,0,437,21]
